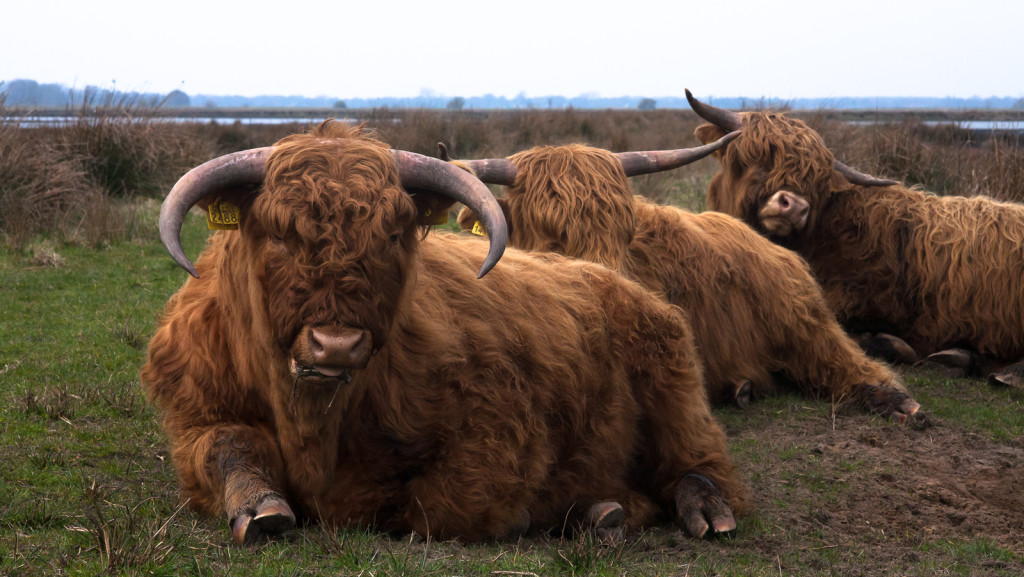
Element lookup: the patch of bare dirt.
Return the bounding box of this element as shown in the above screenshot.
[670,383,1024,575]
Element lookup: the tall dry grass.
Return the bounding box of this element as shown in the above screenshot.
[0,92,215,248]
[1,106,1021,248]
[810,114,1024,201]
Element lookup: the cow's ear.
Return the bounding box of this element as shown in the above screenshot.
[456,198,510,234]
[695,123,727,146]
[195,185,260,230]
[408,191,458,227]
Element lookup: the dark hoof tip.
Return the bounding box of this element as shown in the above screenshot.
[232,498,296,545]
[858,333,918,364]
[988,372,1024,389]
[584,501,624,545]
[924,348,980,377]
[733,380,753,409]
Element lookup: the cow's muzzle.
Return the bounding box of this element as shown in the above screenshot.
[759,190,809,237]
[291,325,373,383]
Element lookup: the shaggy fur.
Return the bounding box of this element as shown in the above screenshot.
[456,144,915,414]
[141,123,748,543]
[697,113,1024,362]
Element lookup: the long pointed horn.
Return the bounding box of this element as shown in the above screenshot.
[438,131,739,185]
[616,130,740,176]
[833,160,899,187]
[159,147,272,278]
[392,150,507,278]
[686,89,743,131]
[436,142,518,186]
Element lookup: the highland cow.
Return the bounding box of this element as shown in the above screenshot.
[448,140,919,419]
[141,121,748,546]
[688,89,1024,387]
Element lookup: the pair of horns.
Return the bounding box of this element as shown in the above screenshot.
[436,131,740,186]
[159,145,508,279]
[684,89,898,187]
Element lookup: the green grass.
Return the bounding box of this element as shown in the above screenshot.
[2,207,1023,576]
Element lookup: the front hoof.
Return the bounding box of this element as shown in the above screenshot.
[231,495,296,545]
[583,501,624,545]
[862,384,921,424]
[674,474,736,539]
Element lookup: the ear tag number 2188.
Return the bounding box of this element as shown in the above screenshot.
[207,198,240,230]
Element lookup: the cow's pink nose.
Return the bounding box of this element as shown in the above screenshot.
[309,326,373,370]
[766,190,809,226]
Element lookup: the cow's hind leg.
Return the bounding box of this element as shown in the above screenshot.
[581,501,625,544]
[924,347,981,377]
[674,473,736,538]
[777,318,920,421]
[856,332,919,365]
[732,379,753,409]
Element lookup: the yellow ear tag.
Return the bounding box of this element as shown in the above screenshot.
[471,220,487,237]
[423,207,449,226]
[207,198,240,230]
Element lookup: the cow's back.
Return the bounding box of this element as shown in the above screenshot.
[807,188,1024,358]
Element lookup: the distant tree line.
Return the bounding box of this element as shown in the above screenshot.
[3,78,1021,110]
[1,78,191,108]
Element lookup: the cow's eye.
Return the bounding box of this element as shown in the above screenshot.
[389,230,402,244]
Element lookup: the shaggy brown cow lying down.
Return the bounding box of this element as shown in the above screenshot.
[449,142,919,420]
[141,121,748,546]
[687,89,1024,388]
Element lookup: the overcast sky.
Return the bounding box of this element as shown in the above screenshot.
[4,0,1021,101]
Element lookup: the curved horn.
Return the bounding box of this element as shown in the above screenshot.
[437,142,518,185]
[686,89,743,131]
[438,141,516,186]
[833,160,899,187]
[452,157,518,186]
[392,150,508,278]
[616,130,740,176]
[159,147,273,278]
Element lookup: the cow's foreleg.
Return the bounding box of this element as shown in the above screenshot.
[186,424,294,544]
[856,332,919,365]
[625,317,750,538]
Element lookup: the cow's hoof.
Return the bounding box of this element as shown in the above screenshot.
[505,508,531,539]
[862,384,920,424]
[857,333,918,365]
[733,380,753,409]
[584,501,624,545]
[231,495,295,545]
[674,474,736,539]
[924,348,979,377]
[988,363,1024,389]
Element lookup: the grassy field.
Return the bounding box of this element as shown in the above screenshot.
[2,207,1023,576]
[2,107,1023,575]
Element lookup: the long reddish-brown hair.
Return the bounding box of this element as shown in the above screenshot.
[502,144,636,270]
[241,123,420,351]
